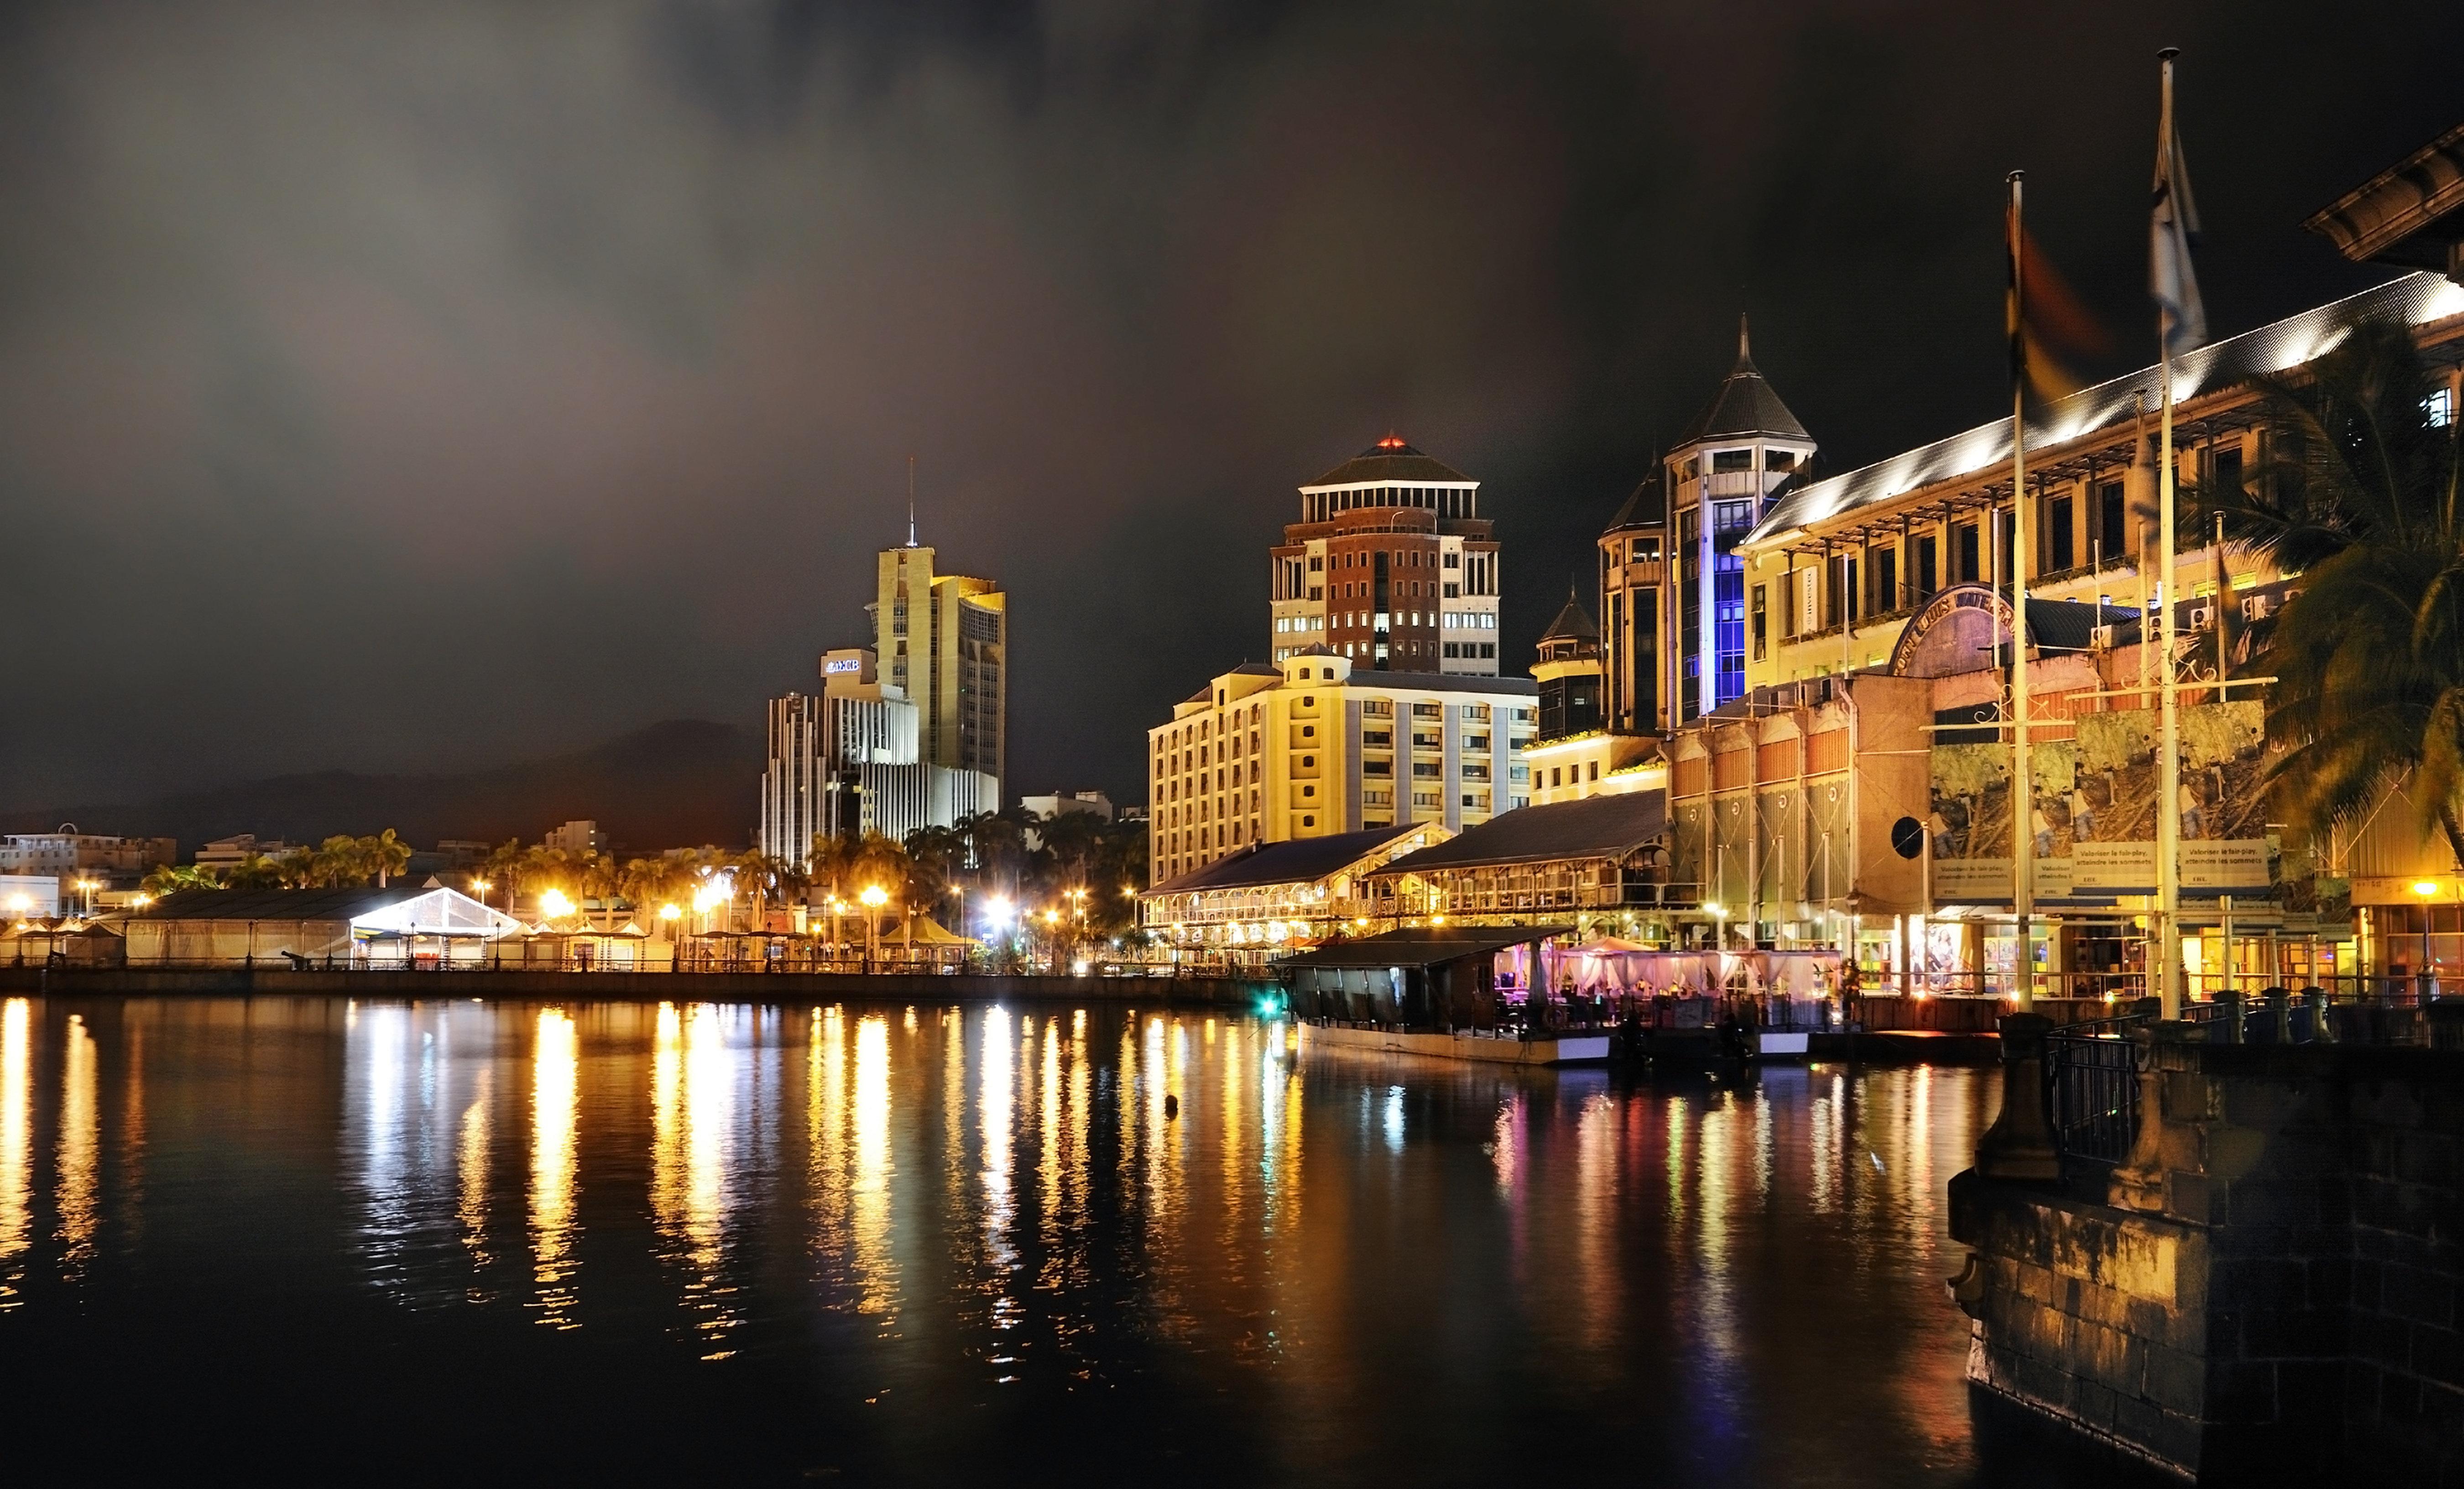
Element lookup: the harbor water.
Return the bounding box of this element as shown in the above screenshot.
[0,995,2113,1485]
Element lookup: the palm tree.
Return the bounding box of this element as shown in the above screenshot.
[366,829,412,887]
[141,862,222,896]
[2201,317,2464,866]
[224,854,286,891]
[481,838,528,891]
[618,856,683,914]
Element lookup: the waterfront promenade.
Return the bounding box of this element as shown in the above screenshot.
[0,965,1272,1004]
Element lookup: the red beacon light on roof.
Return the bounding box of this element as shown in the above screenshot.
[1375,433,1408,449]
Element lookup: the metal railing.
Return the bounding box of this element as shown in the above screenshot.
[2044,1012,2146,1166]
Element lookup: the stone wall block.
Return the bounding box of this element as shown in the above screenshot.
[2220,1077,2321,1131]
[2351,1079,2427,1129]
[2205,1359,2280,1425]
[2412,1323,2462,1385]
[2355,1310,2417,1371]
[2393,1130,2458,1188]
[2144,1341,2206,1409]
[2161,1069,2217,1124]
[2244,1305,2345,1360]
[2166,1170,2219,1225]
[2228,1179,2318,1229]
[2381,1265,2457,1329]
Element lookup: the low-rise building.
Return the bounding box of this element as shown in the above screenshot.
[1019,790,1116,823]
[124,886,424,965]
[543,820,606,856]
[0,830,178,890]
[195,834,292,871]
[1363,791,1674,937]
[1139,822,1448,967]
[1147,648,1535,887]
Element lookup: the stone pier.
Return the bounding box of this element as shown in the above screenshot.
[1948,1011,2464,1483]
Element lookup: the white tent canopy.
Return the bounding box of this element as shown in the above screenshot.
[350,887,526,940]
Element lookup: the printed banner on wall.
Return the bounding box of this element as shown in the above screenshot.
[1928,700,2276,904]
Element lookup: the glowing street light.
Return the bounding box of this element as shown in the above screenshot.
[538,887,576,922]
[471,877,493,911]
[859,885,888,971]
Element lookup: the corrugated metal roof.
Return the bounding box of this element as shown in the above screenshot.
[1145,824,1426,895]
[1746,271,2464,549]
[1375,791,1665,875]
[1272,923,1570,971]
[138,886,423,921]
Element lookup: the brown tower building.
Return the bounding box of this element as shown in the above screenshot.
[1268,436,1500,675]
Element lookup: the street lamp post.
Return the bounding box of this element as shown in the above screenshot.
[2413,879,2441,1000]
[861,885,888,974]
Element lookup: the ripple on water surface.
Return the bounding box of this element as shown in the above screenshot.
[0,994,2072,1487]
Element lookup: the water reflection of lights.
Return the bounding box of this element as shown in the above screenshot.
[56,1015,98,1272]
[457,1067,492,1273]
[851,1015,898,1322]
[1573,1090,1619,1357]
[0,999,29,1302]
[809,1006,849,1273]
[650,1002,741,1359]
[980,1006,1016,1286]
[529,1007,580,1328]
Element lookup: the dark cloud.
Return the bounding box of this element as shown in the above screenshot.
[4,0,2459,822]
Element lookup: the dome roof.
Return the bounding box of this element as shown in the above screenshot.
[1305,434,1475,488]
[1676,316,1809,446]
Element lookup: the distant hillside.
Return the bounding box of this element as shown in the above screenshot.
[1,719,764,856]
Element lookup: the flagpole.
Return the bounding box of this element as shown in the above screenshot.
[2154,48,2184,1019]
[2008,170,2035,1010]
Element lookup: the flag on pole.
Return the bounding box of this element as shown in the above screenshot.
[2007,194,2110,403]
[2151,72,2206,360]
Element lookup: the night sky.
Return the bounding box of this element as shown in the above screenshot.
[5,1,2459,823]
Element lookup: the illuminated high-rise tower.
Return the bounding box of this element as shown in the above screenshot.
[1267,436,1499,675]
[868,537,1006,794]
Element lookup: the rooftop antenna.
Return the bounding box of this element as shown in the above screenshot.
[906,454,918,547]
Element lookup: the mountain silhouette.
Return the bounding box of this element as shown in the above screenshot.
[2,719,763,857]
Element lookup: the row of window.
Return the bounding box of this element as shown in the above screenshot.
[1299,486,1478,523]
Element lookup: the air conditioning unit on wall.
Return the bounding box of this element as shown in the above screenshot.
[2188,605,2215,632]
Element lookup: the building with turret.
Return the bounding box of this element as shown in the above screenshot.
[1601,319,1817,732]
[1269,436,1500,674]
[1523,594,1662,806]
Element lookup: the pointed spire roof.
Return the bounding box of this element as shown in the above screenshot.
[1540,590,1599,644]
[1675,314,1810,446]
[1604,473,1663,533]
